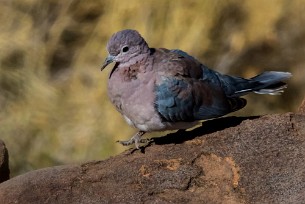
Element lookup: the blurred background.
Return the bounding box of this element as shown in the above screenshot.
[1,0,304,176]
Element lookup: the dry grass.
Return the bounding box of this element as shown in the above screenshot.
[1,0,304,176]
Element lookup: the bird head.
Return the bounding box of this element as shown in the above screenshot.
[101,29,150,71]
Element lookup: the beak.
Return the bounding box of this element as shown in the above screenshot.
[101,55,115,71]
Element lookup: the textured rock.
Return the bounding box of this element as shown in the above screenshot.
[0,140,9,183]
[0,108,304,203]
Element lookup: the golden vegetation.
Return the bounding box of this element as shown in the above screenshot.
[1,0,304,176]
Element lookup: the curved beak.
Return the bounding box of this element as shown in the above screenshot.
[101,55,115,71]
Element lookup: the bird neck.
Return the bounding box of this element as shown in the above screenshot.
[121,52,149,68]
[109,52,151,81]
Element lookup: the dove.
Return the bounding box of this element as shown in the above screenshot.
[101,29,292,149]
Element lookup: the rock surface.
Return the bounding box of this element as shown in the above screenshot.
[0,105,305,203]
[0,140,9,183]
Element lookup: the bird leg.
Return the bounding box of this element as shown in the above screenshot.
[117,131,147,149]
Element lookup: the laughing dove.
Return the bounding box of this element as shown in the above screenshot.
[101,29,292,149]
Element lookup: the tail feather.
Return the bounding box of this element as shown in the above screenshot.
[253,84,288,95]
[250,71,292,84]
[221,71,292,97]
[250,71,291,95]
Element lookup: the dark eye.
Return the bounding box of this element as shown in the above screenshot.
[122,46,129,53]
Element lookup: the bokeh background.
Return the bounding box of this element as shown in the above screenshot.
[1,0,304,176]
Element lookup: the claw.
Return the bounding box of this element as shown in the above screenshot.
[117,131,146,149]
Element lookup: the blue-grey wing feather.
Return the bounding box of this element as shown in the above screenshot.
[154,49,289,123]
[155,76,234,122]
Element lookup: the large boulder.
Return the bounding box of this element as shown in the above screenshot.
[0,99,304,203]
[0,140,9,183]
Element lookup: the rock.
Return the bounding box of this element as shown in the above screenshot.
[0,111,304,204]
[0,140,9,183]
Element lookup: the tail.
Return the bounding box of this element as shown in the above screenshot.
[248,71,292,95]
[218,71,292,97]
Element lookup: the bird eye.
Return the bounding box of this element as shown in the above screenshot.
[122,46,129,53]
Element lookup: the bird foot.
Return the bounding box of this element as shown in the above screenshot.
[117,131,147,149]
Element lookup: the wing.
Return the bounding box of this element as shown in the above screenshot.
[154,49,246,122]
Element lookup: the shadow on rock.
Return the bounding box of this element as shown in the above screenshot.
[152,116,259,145]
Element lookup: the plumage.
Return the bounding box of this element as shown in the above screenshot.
[101,29,292,148]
